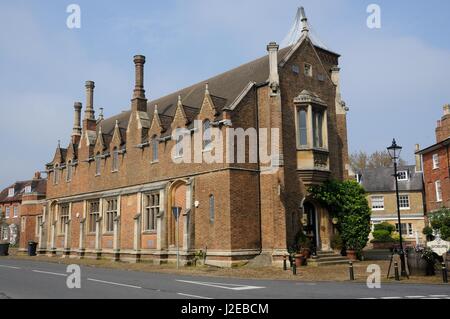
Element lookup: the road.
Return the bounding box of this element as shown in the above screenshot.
[0,258,448,299]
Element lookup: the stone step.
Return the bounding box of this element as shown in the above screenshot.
[311,256,348,262]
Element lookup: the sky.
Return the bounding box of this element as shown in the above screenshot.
[0,0,450,189]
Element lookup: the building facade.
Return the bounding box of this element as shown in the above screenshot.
[38,11,350,266]
[0,172,47,247]
[358,164,426,246]
[417,105,450,212]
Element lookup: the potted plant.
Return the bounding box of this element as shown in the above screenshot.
[0,240,9,256]
[330,233,344,254]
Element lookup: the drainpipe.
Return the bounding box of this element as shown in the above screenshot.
[254,85,263,256]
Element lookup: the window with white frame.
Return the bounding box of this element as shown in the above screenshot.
[59,204,69,234]
[297,108,308,147]
[396,223,413,236]
[399,195,410,209]
[432,153,439,169]
[36,215,43,236]
[435,180,443,202]
[397,171,409,181]
[105,198,118,233]
[312,110,324,148]
[371,196,385,210]
[143,193,159,232]
[112,148,119,172]
[24,186,32,193]
[8,188,14,197]
[13,206,18,218]
[5,207,10,218]
[88,201,100,233]
[304,63,312,77]
[53,165,59,185]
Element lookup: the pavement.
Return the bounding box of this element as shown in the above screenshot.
[0,258,449,299]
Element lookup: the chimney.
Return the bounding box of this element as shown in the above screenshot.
[33,171,41,180]
[71,102,82,144]
[444,104,450,116]
[131,55,147,112]
[267,42,280,96]
[415,144,422,172]
[84,81,95,120]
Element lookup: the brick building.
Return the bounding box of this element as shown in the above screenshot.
[358,163,426,246]
[417,105,450,212]
[37,10,350,266]
[0,172,47,247]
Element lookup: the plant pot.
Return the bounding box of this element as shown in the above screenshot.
[346,249,357,261]
[0,243,9,256]
[295,254,307,266]
[301,248,311,259]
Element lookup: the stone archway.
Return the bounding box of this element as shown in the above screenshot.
[301,200,333,252]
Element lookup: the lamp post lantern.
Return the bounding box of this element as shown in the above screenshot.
[387,139,408,278]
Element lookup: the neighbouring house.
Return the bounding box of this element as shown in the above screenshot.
[0,172,47,247]
[417,105,450,212]
[357,161,426,247]
[39,8,350,267]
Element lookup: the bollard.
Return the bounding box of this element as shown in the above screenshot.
[292,262,297,275]
[289,255,293,268]
[442,263,448,284]
[349,261,355,281]
[394,261,400,281]
[283,255,287,271]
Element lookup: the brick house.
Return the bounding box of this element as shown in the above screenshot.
[358,163,426,246]
[0,172,47,247]
[38,10,350,266]
[417,105,450,212]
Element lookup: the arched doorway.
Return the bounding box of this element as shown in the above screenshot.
[167,181,186,248]
[303,202,318,250]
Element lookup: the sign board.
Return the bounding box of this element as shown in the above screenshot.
[172,207,181,221]
[427,238,450,256]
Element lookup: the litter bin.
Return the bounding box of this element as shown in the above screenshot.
[28,241,38,256]
[0,242,9,256]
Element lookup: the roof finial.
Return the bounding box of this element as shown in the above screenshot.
[178,95,182,105]
[57,140,61,148]
[115,119,119,128]
[98,107,104,121]
[154,104,158,114]
[205,82,210,95]
[300,7,309,34]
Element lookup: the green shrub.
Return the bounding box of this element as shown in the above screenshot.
[428,208,450,240]
[374,222,395,233]
[372,229,394,242]
[330,233,343,250]
[422,226,433,236]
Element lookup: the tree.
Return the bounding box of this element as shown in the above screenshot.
[309,180,371,255]
[350,150,407,172]
[427,208,450,240]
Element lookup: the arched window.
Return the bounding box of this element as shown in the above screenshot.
[112,147,119,172]
[297,109,307,147]
[209,194,215,223]
[53,165,59,185]
[66,161,72,182]
[152,135,159,162]
[95,152,101,176]
[203,120,212,150]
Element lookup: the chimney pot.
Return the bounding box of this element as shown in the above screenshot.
[443,104,450,116]
[267,42,280,95]
[133,55,146,100]
[34,171,41,180]
[84,81,95,120]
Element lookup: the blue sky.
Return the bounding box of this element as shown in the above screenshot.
[1,0,450,188]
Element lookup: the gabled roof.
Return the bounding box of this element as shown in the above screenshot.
[416,137,450,155]
[359,165,423,193]
[0,179,47,203]
[99,45,294,136]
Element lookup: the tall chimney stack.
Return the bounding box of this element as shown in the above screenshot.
[84,81,95,120]
[267,42,280,96]
[71,102,82,144]
[415,144,422,172]
[131,55,148,112]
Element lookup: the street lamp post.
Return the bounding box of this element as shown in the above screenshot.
[172,206,181,269]
[387,139,408,278]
